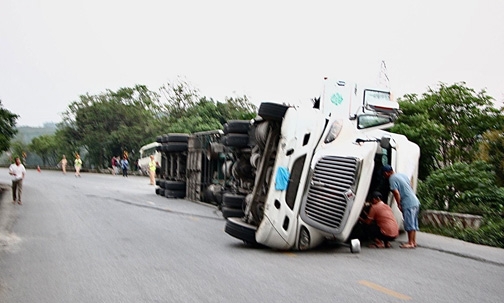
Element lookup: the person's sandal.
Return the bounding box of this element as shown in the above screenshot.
[368,243,385,248]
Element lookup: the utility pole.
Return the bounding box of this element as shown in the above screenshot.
[378,60,390,90]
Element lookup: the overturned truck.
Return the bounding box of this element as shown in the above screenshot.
[223,78,420,252]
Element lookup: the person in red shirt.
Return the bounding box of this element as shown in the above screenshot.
[359,191,399,248]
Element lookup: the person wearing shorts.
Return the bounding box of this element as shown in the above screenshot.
[382,165,420,249]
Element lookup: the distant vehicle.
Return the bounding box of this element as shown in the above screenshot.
[138,142,161,175]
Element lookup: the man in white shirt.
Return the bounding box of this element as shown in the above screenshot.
[9,157,26,205]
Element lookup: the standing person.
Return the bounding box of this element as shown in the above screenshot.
[59,155,68,174]
[115,156,121,175]
[359,191,399,248]
[148,155,156,185]
[120,156,129,177]
[382,165,420,249]
[9,157,26,205]
[111,156,117,175]
[155,161,161,178]
[74,154,83,177]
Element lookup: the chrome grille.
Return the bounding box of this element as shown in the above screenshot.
[303,156,359,229]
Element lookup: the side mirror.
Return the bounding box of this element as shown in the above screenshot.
[380,137,391,149]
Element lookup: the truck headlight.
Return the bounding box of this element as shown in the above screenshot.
[324,119,343,143]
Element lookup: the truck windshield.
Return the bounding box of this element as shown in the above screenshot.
[357,115,392,129]
[364,90,391,104]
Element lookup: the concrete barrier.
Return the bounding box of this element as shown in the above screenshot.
[421,210,482,229]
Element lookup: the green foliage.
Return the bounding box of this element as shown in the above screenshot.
[393,83,504,179]
[418,161,503,215]
[0,100,19,153]
[52,80,256,169]
[476,129,504,186]
[29,135,59,166]
[61,85,162,168]
[8,140,27,163]
[217,96,257,122]
[159,79,199,120]
[422,217,504,248]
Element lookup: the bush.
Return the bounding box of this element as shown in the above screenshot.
[418,161,503,216]
[421,216,504,248]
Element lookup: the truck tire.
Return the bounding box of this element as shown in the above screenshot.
[223,120,251,134]
[166,133,189,143]
[161,134,170,143]
[221,207,245,219]
[165,142,188,152]
[222,193,246,209]
[164,181,186,191]
[222,134,249,148]
[164,189,185,199]
[258,102,289,121]
[225,217,257,245]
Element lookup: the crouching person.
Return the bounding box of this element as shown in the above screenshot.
[359,191,399,248]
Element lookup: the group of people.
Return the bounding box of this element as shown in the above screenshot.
[359,165,420,249]
[111,155,130,177]
[58,154,82,177]
[58,154,131,177]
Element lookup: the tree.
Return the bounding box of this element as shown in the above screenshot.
[419,161,504,216]
[29,135,59,166]
[159,78,199,120]
[62,85,162,168]
[9,140,27,163]
[216,95,257,123]
[476,128,504,186]
[165,96,257,134]
[422,82,502,166]
[0,100,19,153]
[393,83,504,179]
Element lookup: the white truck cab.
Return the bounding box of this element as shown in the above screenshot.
[224,77,420,252]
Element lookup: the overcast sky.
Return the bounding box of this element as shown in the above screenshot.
[1,0,503,127]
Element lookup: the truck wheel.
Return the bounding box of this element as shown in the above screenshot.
[164,181,186,191]
[222,134,249,148]
[350,239,361,253]
[164,189,185,199]
[166,133,189,143]
[165,142,188,152]
[223,120,251,134]
[221,207,245,219]
[222,193,246,208]
[258,102,289,121]
[225,217,257,245]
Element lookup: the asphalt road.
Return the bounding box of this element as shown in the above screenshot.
[0,168,503,303]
